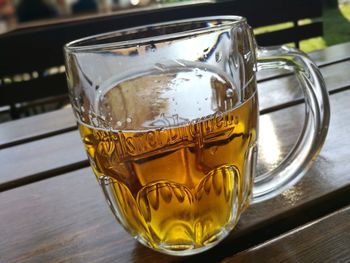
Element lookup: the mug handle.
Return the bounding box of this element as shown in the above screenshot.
[252,46,330,203]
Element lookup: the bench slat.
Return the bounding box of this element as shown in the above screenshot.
[256,22,323,46]
[0,74,68,106]
[225,206,350,263]
[0,106,76,150]
[0,130,86,190]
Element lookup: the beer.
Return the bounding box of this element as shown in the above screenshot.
[79,67,258,253]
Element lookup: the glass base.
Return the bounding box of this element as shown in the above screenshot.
[135,226,234,256]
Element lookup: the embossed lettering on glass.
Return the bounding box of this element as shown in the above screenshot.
[64,16,330,256]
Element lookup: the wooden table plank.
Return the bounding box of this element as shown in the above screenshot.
[1,44,349,150]
[0,106,76,149]
[0,91,349,263]
[258,60,350,113]
[257,42,350,81]
[0,130,87,190]
[308,42,350,66]
[225,206,350,263]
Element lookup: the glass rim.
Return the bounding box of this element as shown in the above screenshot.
[64,15,246,53]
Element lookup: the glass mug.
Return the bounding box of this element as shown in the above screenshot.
[64,16,330,256]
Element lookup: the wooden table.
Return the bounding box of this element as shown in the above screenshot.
[1,42,350,263]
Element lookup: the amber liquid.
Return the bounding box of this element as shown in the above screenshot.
[79,67,258,253]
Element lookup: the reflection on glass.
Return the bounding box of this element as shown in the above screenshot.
[258,115,282,170]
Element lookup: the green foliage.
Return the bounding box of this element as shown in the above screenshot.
[255,4,350,52]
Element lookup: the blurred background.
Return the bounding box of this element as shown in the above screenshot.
[0,0,193,36]
[1,0,350,52]
[0,0,191,28]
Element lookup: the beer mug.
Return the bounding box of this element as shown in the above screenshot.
[64,16,330,256]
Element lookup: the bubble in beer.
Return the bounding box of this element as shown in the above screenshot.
[226,88,234,98]
[210,146,218,155]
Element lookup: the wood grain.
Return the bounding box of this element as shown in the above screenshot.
[225,206,350,263]
[0,130,87,190]
[0,91,349,262]
[0,106,76,149]
[308,42,350,67]
[257,42,350,82]
[0,168,180,263]
[258,60,350,112]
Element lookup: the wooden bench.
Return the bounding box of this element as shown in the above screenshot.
[0,0,322,120]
